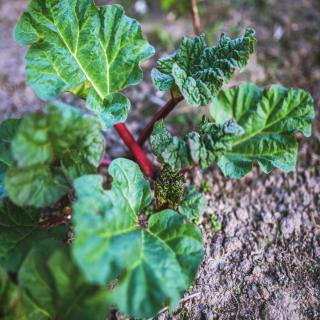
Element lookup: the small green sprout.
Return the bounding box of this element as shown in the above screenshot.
[210,214,221,232]
[200,180,212,193]
[234,286,241,294]
[308,265,317,274]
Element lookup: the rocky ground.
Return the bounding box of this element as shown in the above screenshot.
[1,0,319,319]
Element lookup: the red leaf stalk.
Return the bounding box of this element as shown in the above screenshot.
[114,123,154,179]
[138,96,183,146]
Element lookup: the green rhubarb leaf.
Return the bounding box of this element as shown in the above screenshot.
[190,119,244,168]
[152,29,256,106]
[0,119,20,171]
[86,92,130,130]
[179,187,207,221]
[72,158,152,286]
[0,199,66,272]
[0,119,21,199]
[5,102,105,208]
[210,83,315,178]
[150,119,243,171]
[14,1,154,128]
[72,158,203,318]
[5,166,69,209]
[0,174,6,199]
[0,268,21,319]
[150,121,191,171]
[18,240,110,320]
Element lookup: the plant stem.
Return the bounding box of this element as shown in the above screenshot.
[138,96,183,146]
[156,292,200,316]
[100,155,112,167]
[190,0,202,35]
[114,123,154,179]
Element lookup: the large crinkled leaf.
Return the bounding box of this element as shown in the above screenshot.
[150,119,243,171]
[0,199,66,272]
[18,240,110,320]
[210,83,315,178]
[14,1,154,128]
[150,121,192,171]
[4,102,105,208]
[179,187,207,221]
[151,29,256,106]
[72,158,203,318]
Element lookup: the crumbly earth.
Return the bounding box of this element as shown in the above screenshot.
[155,140,320,320]
[0,1,319,320]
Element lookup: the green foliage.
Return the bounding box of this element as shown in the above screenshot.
[4,102,105,208]
[0,174,6,199]
[0,241,111,320]
[150,120,192,170]
[72,159,203,318]
[152,82,314,179]
[308,265,317,274]
[179,187,207,221]
[0,267,20,319]
[155,165,184,210]
[200,180,212,193]
[14,1,154,128]
[150,119,243,171]
[211,83,315,178]
[151,29,256,106]
[0,199,66,272]
[18,241,111,320]
[0,119,21,199]
[210,214,222,232]
[0,119,20,171]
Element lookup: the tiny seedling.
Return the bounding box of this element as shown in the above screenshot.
[308,265,317,274]
[234,286,242,294]
[211,214,222,232]
[0,0,314,319]
[201,180,212,193]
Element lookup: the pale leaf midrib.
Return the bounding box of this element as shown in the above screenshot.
[99,39,110,95]
[231,106,300,147]
[24,294,52,318]
[49,6,106,99]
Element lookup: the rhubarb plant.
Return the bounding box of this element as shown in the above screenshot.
[0,0,315,319]
[151,29,256,106]
[5,102,105,208]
